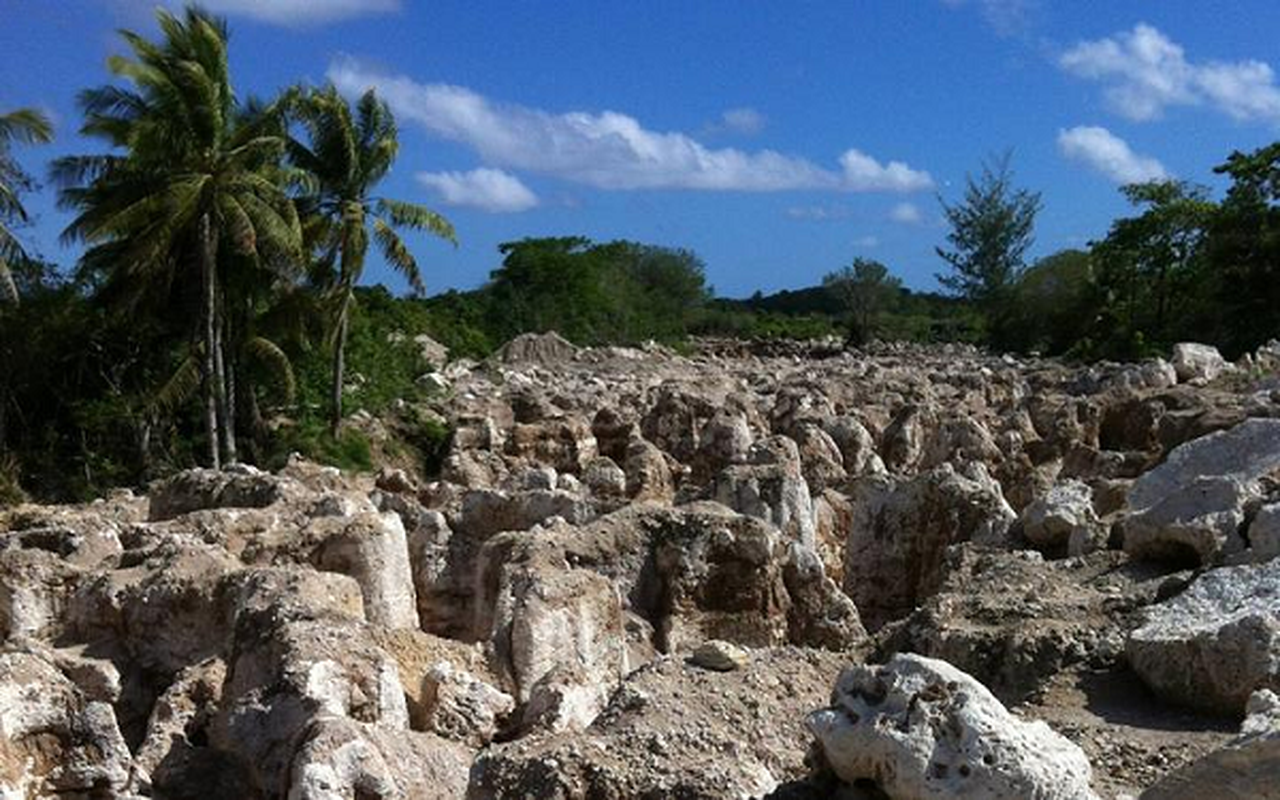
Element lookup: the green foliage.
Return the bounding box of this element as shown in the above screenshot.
[0,107,54,304]
[266,418,372,472]
[823,258,903,344]
[999,249,1096,354]
[485,237,710,344]
[936,152,1041,348]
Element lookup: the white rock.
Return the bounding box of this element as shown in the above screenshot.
[1021,479,1104,555]
[1171,342,1230,383]
[1125,419,1280,564]
[807,653,1097,799]
[1127,558,1280,714]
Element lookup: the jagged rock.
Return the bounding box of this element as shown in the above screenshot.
[582,455,627,498]
[844,462,1017,629]
[469,648,850,799]
[413,332,450,367]
[1021,479,1106,556]
[1139,689,1280,799]
[791,423,848,492]
[1124,418,1280,564]
[711,436,816,548]
[148,465,288,521]
[285,717,472,799]
[419,661,515,746]
[212,610,408,791]
[0,649,134,797]
[1127,558,1280,715]
[494,331,579,364]
[886,545,1166,703]
[624,436,674,503]
[1172,342,1230,384]
[821,415,885,478]
[1247,502,1280,561]
[310,511,419,630]
[692,409,753,482]
[807,653,1098,799]
[505,416,598,473]
[127,658,241,797]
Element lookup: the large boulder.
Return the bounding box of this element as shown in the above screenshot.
[1171,342,1230,384]
[494,331,579,365]
[711,436,816,548]
[1020,479,1106,556]
[1124,418,1280,564]
[844,462,1016,629]
[807,653,1098,799]
[0,649,134,797]
[1127,558,1280,715]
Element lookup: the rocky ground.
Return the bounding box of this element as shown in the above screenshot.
[3,334,1280,799]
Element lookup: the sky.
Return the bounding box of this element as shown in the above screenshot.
[3,0,1280,297]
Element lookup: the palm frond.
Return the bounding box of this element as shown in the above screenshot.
[244,335,296,405]
[148,351,202,417]
[374,198,457,244]
[372,217,424,294]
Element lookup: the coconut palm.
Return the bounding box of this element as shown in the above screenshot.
[0,108,53,305]
[56,7,301,468]
[286,85,454,433]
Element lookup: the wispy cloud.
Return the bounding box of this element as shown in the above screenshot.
[712,107,767,136]
[135,0,400,26]
[1060,23,1280,124]
[785,204,855,221]
[853,235,880,248]
[1057,126,1169,185]
[888,201,924,225]
[417,168,539,213]
[941,0,1040,37]
[328,58,932,194]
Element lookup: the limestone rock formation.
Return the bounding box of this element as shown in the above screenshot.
[1128,557,1280,715]
[807,653,1098,799]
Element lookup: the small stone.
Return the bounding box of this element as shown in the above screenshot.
[689,640,749,672]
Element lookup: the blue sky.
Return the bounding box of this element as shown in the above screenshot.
[4,0,1280,296]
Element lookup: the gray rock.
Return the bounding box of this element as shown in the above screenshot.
[1127,558,1280,715]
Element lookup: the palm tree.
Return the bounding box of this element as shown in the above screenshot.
[0,107,52,455]
[286,86,454,433]
[56,7,301,468]
[0,108,53,305]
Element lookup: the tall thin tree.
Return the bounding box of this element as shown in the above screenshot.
[56,7,301,468]
[287,86,454,433]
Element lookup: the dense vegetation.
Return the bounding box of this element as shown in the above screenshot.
[1,5,1278,504]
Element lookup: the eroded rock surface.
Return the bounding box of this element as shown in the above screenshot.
[4,337,1279,798]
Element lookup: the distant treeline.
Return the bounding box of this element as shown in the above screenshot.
[2,4,1278,504]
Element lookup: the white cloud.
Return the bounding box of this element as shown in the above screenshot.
[718,107,766,136]
[840,150,934,192]
[785,204,855,221]
[1057,126,1169,185]
[888,201,924,224]
[139,0,399,26]
[1060,23,1280,124]
[328,58,932,194]
[417,168,539,213]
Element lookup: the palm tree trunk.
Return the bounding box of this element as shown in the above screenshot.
[199,212,221,470]
[330,292,351,436]
[215,309,237,465]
